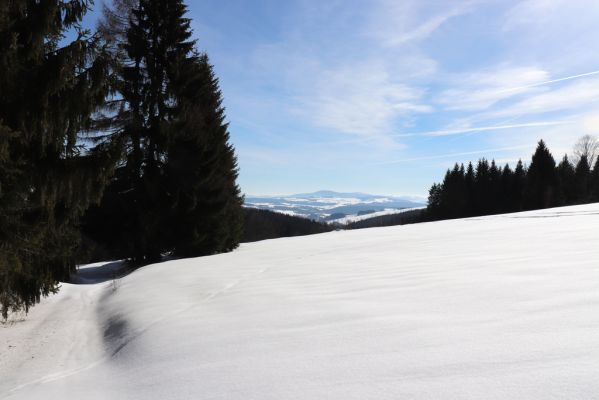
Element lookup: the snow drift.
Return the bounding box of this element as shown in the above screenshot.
[2,204,599,399]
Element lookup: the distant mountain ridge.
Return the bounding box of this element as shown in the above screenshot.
[244,190,425,222]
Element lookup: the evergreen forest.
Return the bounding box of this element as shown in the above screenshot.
[0,0,243,319]
[427,140,599,220]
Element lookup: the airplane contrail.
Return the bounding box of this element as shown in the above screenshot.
[394,120,574,138]
[377,144,533,165]
[496,69,599,94]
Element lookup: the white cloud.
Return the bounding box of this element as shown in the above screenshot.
[242,2,447,145]
[581,114,599,135]
[299,62,432,142]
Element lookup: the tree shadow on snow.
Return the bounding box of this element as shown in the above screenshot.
[102,315,130,356]
[70,261,133,285]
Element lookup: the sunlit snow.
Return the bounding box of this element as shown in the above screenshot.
[2,204,599,399]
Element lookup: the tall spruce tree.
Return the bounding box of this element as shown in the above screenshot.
[85,0,243,263]
[499,164,514,213]
[524,140,558,210]
[488,160,502,214]
[165,54,244,257]
[574,155,591,203]
[439,164,467,218]
[0,1,114,318]
[427,183,443,218]
[474,159,491,215]
[510,160,526,211]
[557,155,576,205]
[464,162,475,215]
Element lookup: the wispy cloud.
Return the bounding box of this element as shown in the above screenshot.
[368,0,474,47]
[241,1,451,145]
[502,0,563,31]
[299,62,432,140]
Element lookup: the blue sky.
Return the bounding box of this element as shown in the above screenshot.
[87,0,599,197]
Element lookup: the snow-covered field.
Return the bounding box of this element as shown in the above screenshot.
[2,203,599,399]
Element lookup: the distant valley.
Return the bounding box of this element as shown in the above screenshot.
[244,190,426,223]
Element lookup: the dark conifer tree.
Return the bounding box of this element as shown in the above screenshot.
[524,140,558,210]
[510,160,526,211]
[424,142,595,221]
[165,54,244,257]
[85,0,243,263]
[0,1,114,318]
[488,160,502,213]
[500,164,514,213]
[427,183,443,218]
[574,155,591,203]
[557,155,576,205]
[437,169,451,216]
[464,162,475,216]
[439,164,467,218]
[591,158,599,201]
[474,159,491,215]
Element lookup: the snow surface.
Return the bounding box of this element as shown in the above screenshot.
[2,204,599,399]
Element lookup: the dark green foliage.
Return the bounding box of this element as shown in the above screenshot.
[165,55,244,257]
[523,140,558,210]
[345,209,427,230]
[557,155,576,205]
[464,162,475,212]
[591,158,599,201]
[499,164,513,213]
[488,160,502,213]
[426,140,599,222]
[574,155,591,202]
[473,159,491,215]
[427,183,443,219]
[84,0,243,263]
[440,164,467,218]
[242,208,333,242]
[0,1,115,318]
[510,160,526,211]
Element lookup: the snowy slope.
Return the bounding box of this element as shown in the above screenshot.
[2,204,599,399]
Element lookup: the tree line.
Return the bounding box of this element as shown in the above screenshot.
[1,0,242,319]
[243,208,333,243]
[427,138,599,220]
[346,209,426,230]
